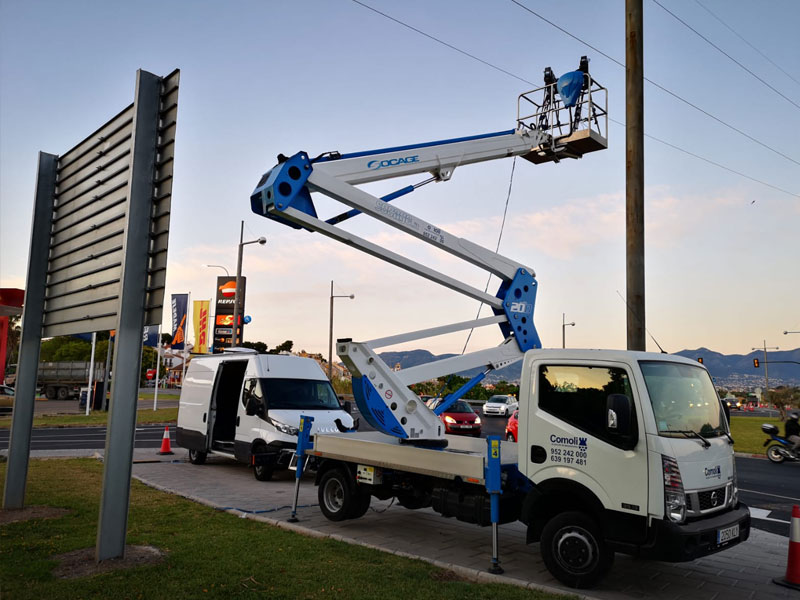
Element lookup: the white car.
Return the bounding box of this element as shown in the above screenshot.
[482,394,518,416]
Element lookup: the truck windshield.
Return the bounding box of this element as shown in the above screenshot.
[639,361,727,438]
[260,378,341,410]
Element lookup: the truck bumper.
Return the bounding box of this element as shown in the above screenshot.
[638,503,750,562]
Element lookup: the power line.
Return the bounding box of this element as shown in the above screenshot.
[608,118,799,198]
[694,0,800,89]
[350,0,798,198]
[652,0,800,110]
[509,0,800,168]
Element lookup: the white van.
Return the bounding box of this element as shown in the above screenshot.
[176,350,354,480]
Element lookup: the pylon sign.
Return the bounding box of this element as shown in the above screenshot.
[3,69,181,564]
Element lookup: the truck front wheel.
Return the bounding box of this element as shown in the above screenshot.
[540,511,613,589]
[57,386,69,400]
[45,386,56,400]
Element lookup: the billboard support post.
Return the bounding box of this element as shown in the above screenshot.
[96,70,161,561]
[3,153,58,510]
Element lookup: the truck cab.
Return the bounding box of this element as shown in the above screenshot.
[518,349,749,586]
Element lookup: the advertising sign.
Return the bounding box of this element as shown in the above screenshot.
[213,276,245,351]
[142,325,159,348]
[192,300,210,354]
[171,294,188,350]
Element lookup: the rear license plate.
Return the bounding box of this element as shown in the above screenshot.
[717,524,739,544]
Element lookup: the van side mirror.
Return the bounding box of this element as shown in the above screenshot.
[606,393,634,443]
[343,401,353,415]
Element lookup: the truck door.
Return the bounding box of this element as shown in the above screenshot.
[525,360,649,543]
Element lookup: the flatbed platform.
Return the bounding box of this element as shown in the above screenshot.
[310,431,518,485]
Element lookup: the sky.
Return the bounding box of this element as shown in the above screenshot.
[1,0,798,360]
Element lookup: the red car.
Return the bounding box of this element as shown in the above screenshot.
[430,399,482,436]
[505,410,519,442]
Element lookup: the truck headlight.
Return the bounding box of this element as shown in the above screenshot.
[729,460,738,506]
[269,418,299,436]
[662,455,686,523]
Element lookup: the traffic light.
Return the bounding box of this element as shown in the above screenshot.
[753,358,760,368]
[697,357,703,364]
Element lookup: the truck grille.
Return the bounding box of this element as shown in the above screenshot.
[697,486,726,511]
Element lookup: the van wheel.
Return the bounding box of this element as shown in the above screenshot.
[188,449,207,465]
[540,511,614,589]
[319,468,367,521]
[254,464,273,481]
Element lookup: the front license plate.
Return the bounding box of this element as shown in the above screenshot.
[717,524,739,544]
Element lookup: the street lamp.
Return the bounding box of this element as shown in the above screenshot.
[562,313,575,349]
[203,264,230,276]
[784,331,800,335]
[329,280,354,379]
[232,221,266,347]
[752,340,778,406]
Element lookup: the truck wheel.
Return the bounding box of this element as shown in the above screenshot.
[766,444,786,464]
[188,449,207,465]
[540,511,614,589]
[45,386,56,400]
[319,468,361,521]
[57,386,69,400]
[350,491,372,519]
[254,464,273,481]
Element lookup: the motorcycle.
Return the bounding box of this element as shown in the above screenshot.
[762,423,800,463]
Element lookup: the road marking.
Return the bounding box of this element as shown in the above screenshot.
[749,507,790,524]
[740,488,800,503]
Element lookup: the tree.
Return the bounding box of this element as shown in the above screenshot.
[241,341,268,354]
[770,386,800,421]
[269,340,294,355]
[4,315,21,369]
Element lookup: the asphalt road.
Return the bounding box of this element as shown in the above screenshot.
[0,424,171,451]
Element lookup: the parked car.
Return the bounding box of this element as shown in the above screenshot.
[429,399,481,436]
[482,394,518,417]
[505,409,518,442]
[0,384,14,396]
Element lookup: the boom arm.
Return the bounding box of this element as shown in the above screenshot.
[250,60,607,443]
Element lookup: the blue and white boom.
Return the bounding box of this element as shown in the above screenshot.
[250,59,607,444]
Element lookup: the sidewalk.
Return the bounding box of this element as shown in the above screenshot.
[112,449,796,600]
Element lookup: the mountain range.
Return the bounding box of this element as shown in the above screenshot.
[377,347,800,389]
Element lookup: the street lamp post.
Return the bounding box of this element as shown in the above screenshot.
[203,264,230,276]
[232,221,266,347]
[562,313,575,349]
[328,280,354,380]
[784,331,800,335]
[752,340,778,406]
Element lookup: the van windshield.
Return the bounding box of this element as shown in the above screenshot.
[639,361,727,438]
[260,378,341,411]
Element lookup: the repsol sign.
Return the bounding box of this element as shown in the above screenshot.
[367,155,419,170]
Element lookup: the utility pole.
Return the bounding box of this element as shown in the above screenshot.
[752,340,778,406]
[626,0,646,351]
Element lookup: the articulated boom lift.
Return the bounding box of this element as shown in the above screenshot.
[250,58,608,445]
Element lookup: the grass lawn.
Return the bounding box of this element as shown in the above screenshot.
[0,407,178,429]
[0,460,567,600]
[729,415,779,455]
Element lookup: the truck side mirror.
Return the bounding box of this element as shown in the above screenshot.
[606,393,633,439]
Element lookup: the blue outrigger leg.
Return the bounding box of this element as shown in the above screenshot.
[288,415,314,522]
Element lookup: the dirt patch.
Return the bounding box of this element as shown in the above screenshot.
[430,568,468,582]
[0,505,71,525]
[52,545,165,579]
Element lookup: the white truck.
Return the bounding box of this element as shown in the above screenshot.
[176,350,354,480]
[248,59,749,588]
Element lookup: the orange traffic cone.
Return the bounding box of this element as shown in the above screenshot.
[774,505,800,590]
[158,426,174,455]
